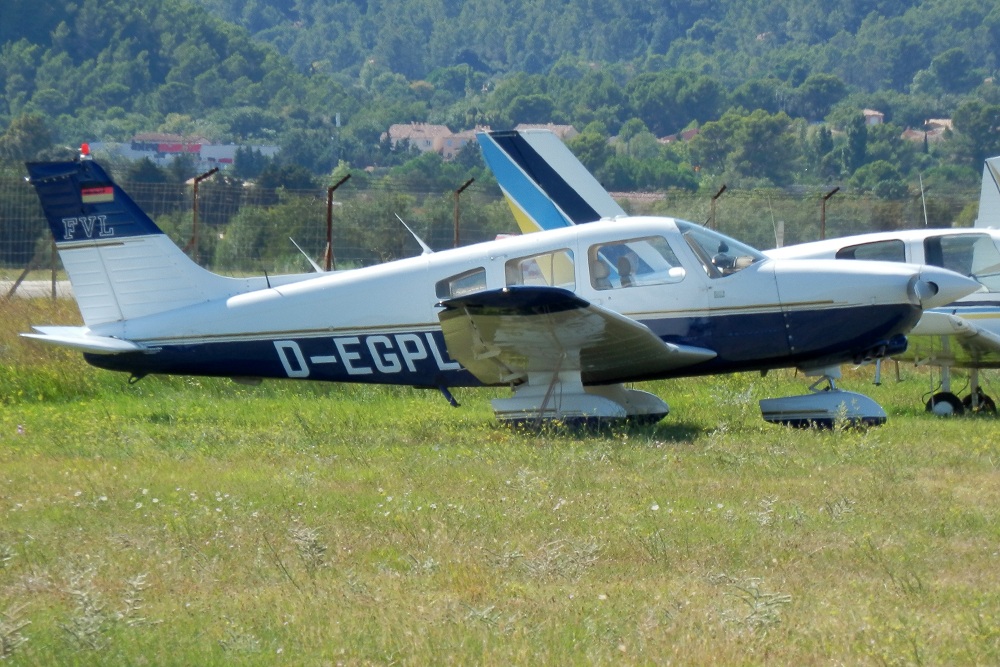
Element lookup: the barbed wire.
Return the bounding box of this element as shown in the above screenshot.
[0,173,980,279]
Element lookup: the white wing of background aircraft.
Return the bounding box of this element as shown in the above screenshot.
[19,148,976,427]
[767,155,1000,415]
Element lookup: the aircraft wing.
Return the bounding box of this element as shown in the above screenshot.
[905,311,1000,365]
[437,286,716,385]
[21,326,152,355]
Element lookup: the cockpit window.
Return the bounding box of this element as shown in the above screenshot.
[589,236,685,290]
[925,233,1000,292]
[675,220,765,278]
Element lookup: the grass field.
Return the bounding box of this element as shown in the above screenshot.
[1,299,999,665]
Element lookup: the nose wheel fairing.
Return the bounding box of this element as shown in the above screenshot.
[760,371,888,428]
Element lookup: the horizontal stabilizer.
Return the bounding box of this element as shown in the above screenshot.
[21,326,150,355]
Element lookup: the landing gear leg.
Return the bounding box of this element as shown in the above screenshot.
[926,362,964,416]
[963,368,997,414]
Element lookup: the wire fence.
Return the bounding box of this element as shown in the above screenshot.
[0,168,981,294]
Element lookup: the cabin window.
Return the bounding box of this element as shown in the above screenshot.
[835,240,905,262]
[925,234,1000,292]
[505,249,575,290]
[436,267,487,299]
[588,236,685,290]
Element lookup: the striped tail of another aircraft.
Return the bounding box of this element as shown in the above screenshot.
[976,155,1000,229]
[475,129,625,233]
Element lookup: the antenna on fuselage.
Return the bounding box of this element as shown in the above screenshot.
[395,214,434,255]
[289,237,326,272]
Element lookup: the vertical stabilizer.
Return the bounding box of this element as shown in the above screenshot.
[26,159,239,326]
[975,155,1000,228]
[476,130,625,233]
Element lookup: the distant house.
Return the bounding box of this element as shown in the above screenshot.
[660,128,700,144]
[384,123,504,160]
[514,123,579,140]
[383,123,453,152]
[439,127,490,160]
[901,118,952,144]
[91,133,278,171]
[863,109,884,126]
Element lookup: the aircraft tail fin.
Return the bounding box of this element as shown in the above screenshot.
[26,158,238,326]
[476,130,625,233]
[975,155,1000,228]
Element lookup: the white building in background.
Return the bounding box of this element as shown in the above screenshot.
[90,133,279,171]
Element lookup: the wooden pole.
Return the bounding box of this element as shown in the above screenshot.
[325,174,351,271]
[821,187,840,240]
[453,178,475,248]
[188,167,219,263]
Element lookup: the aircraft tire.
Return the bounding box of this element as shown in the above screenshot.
[926,392,964,416]
[962,390,997,414]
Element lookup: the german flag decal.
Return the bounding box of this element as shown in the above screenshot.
[81,185,114,203]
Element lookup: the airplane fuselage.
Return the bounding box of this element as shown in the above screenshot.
[769,227,1000,368]
[82,217,938,387]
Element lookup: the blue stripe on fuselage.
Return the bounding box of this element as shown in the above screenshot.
[639,302,919,377]
[86,330,480,387]
[83,303,920,388]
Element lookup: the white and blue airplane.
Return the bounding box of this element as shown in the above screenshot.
[767,155,1000,415]
[479,129,1000,417]
[20,149,976,426]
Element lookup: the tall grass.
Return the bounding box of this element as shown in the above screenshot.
[1,299,998,664]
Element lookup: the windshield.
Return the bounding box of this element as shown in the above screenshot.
[675,220,766,278]
[925,233,1000,292]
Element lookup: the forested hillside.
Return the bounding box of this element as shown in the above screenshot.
[191,0,998,92]
[1,0,1000,195]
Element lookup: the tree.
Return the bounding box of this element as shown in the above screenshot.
[689,109,797,185]
[850,160,908,199]
[865,123,916,175]
[929,48,980,95]
[731,78,786,115]
[953,100,1000,166]
[795,74,847,121]
[233,146,273,179]
[842,112,868,175]
[618,119,650,145]
[387,151,468,193]
[258,162,317,191]
[505,94,556,127]
[626,70,724,137]
[0,113,52,160]
[561,69,627,132]
[566,128,613,175]
[726,110,797,186]
[124,157,169,183]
